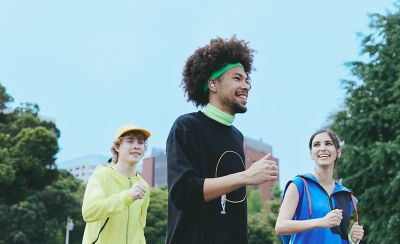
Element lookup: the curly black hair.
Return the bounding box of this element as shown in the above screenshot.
[182,36,255,107]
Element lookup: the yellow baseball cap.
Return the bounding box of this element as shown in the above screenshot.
[114,124,151,141]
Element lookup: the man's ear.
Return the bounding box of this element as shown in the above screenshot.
[208,79,217,92]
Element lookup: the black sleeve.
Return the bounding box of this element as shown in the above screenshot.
[166,118,205,211]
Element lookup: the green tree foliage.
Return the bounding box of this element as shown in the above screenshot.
[248,184,281,244]
[330,8,400,243]
[0,83,85,243]
[248,212,277,244]
[247,186,264,214]
[145,187,168,244]
[0,84,13,111]
[0,171,85,244]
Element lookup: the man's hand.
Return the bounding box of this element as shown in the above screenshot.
[244,153,278,185]
[130,183,147,200]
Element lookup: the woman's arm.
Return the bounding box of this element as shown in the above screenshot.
[275,182,342,235]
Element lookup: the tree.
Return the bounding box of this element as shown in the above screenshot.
[247,186,264,214]
[248,212,277,244]
[0,171,85,244]
[248,184,281,244]
[330,7,400,243]
[0,83,85,243]
[145,187,168,244]
[0,84,13,111]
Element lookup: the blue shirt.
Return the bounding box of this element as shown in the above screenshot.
[281,173,357,244]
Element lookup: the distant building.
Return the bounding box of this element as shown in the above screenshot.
[142,148,167,188]
[243,137,279,201]
[57,154,109,183]
[142,137,280,201]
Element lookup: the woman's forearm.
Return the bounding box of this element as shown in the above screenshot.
[275,218,323,235]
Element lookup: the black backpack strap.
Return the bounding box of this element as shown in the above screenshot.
[92,217,109,244]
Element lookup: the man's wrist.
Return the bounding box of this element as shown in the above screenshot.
[237,171,249,186]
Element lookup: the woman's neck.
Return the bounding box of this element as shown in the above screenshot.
[313,166,334,186]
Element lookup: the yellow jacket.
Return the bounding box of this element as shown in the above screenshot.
[82,165,150,244]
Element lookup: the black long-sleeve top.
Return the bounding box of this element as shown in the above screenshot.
[166,111,248,244]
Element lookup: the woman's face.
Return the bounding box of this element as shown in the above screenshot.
[310,132,341,167]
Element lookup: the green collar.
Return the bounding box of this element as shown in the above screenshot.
[201,103,234,126]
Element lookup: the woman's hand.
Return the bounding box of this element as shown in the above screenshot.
[350,222,364,243]
[320,209,343,228]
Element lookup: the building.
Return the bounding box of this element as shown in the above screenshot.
[57,154,109,183]
[142,137,279,201]
[243,137,279,201]
[142,148,167,188]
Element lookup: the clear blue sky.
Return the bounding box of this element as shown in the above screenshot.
[0,0,396,188]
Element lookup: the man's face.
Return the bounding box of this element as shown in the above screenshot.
[214,66,250,115]
[116,135,146,164]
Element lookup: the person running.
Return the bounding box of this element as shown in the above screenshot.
[82,125,151,244]
[166,36,279,244]
[275,129,364,244]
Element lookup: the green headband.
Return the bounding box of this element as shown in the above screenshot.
[203,63,244,93]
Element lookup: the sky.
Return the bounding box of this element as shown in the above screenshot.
[0,0,397,188]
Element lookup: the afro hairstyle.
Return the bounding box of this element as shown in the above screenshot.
[182,36,255,107]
